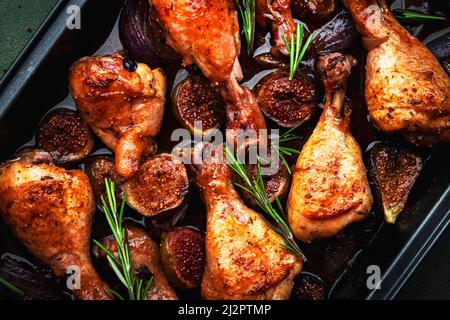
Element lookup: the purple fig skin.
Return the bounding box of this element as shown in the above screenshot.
[160,227,205,289]
[119,0,179,68]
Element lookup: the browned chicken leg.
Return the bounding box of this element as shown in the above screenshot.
[94,223,178,300]
[342,0,450,146]
[151,0,266,139]
[256,0,296,55]
[196,145,301,300]
[69,52,167,178]
[287,53,373,243]
[0,150,111,300]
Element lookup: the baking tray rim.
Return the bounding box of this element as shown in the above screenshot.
[0,0,449,301]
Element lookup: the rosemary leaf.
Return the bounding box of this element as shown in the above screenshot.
[94,178,153,300]
[107,255,128,288]
[0,276,24,296]
[284,23,313,80]
[271,125,302,174]
[108,288,125,300]
[142,276,154,298]
[225,145,306,260]
[236,0,256,55]
[92,239,120,265]
[279,153,292,175]
[393,9,445,22]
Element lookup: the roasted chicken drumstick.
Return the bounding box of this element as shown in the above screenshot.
[196,144,301,300]
[94,223,178,300]
[287,53,373,243]
[343,0,450,146]
[0,150,111,300]
[69,52,167,179]
[151,0,266,140]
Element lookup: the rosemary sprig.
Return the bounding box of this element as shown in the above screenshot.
[93,179,153,300]
[225,145,306,260]
[0,276,23,296]
[284,22,314,80]
[236,0,256,55]
[271,126,301,175]
[393,9,445,22]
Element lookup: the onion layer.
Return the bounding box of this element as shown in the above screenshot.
[119,0,179,68]
[311,10,358,56]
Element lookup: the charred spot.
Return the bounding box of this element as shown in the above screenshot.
[86,76,116,88]
[328,54,346,71]
[422,70,434,80]
[5,201,14,209]
[409,98,422,106]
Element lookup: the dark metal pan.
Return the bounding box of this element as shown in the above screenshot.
[0,0,448,300]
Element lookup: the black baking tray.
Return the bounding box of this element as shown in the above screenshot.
[0,0,449,300]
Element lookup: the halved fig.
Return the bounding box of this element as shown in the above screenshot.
[172,74,225,136]
[233,159,291,210]
[84,155,124,206]
[37,108,94,164]
[122,154,190,217]
[368,142,423,224]
[255,68,317,128]
[160,227,205,289]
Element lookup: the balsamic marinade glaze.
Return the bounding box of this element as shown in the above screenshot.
[0,0,448,300]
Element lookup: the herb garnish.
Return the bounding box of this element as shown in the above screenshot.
[0,276,23,296]
[236,0,256,55]
[225,145,306,260]
[93,179,153,300]
[272,126,301,175]
[284,22,314,80]
[393,9,445,22]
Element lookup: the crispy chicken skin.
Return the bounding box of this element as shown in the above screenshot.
[151,0,241,85]
[0,150,111,300]
[151,0,267,142]
[95,224,178,300]
[287,53,373,243]
[196,145,301,300]
[343,0,450,146]
[256,0,295,55]
[69,52,167,179]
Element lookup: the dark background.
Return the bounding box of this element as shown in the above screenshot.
[0,0,448,299]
